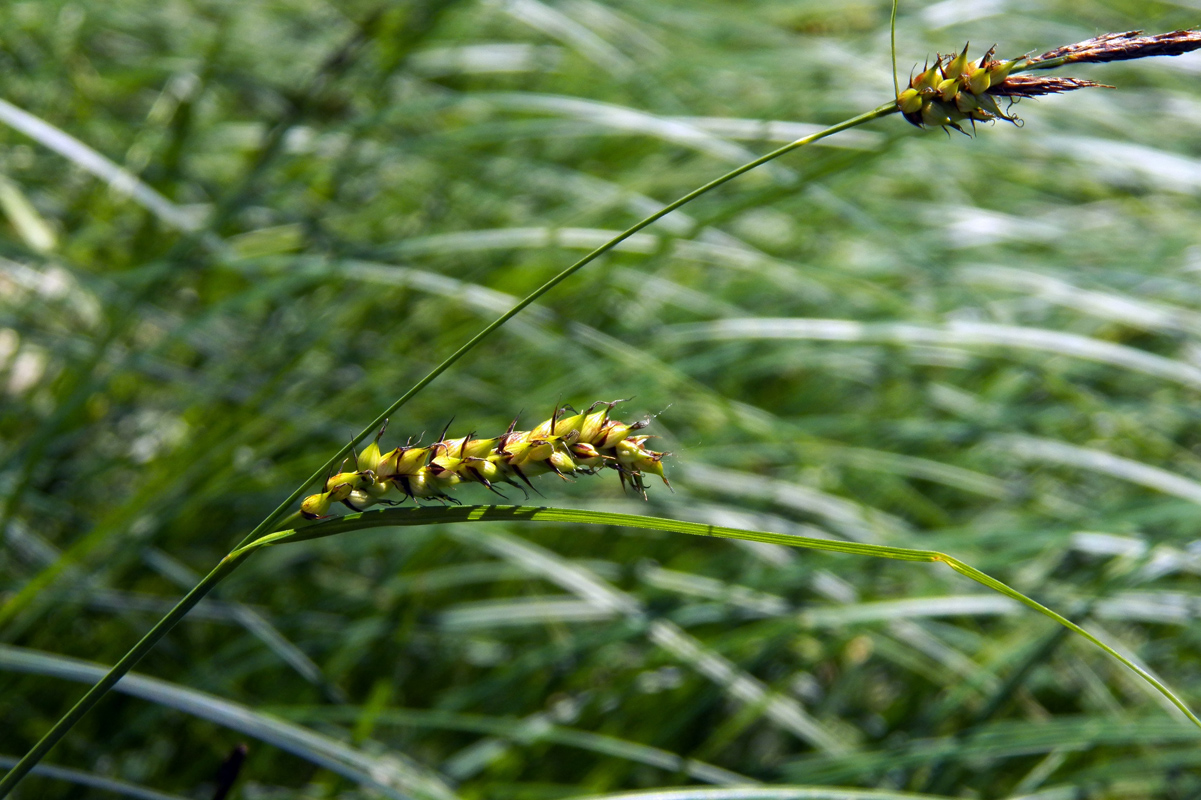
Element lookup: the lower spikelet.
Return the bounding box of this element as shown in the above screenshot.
[300,400,671,519]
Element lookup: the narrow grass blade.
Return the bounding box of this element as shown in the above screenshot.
[493,0,633,76]
[244,505,1201,729]
[668,318,1201,389]
[448,527,851,754]
[0,98,202,231]
[564,787,955,800]
[993,435,1201,506]
[0,645,456,800]
[959,265,1201,337]
[0,756,186,800]
[664,116,881,149]
[273,705,748,785]
[681,463,908,543]
[479,93,772,167]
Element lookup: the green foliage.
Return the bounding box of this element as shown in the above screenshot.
[3,0,1201,798]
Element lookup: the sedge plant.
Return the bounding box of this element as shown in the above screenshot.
[4,12,1201,796]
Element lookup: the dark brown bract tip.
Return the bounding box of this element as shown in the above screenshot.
[1029,29,1201,67]
[989,75,1113,97]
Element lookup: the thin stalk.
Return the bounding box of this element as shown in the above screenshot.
[890,0,901,98]
[0,103,897,797]
[0,551,253,796]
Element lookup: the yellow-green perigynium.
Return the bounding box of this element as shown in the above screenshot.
[301,401,671,518]
[897,44,1025,133]
[896,42,1123,133]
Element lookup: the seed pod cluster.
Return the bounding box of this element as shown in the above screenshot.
[301,401,670,519]
[896,43,1114,133]
[896,44,1024,132]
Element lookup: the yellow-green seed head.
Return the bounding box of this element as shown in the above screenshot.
[944,44,971,80]
[936,77,961,102]
[614,439,644,467]
[549,450,576,474]
[394,446,429,475]
[398,468,451,498]
[325,470,370,492]
[622,438,670,486]
[525,439,555,462]
[437,436,470,458]
[552,413,585,437]
[463,437,498,458]
[430,451,464,475]
[301,401,670,515]
[897,88,923,114]
[499,427,530,450]
[323,473,345,492]
[912,62,942,93]
[954,91,980,114]
[301,492,332,519]
[362,478,394,500]
[569,442,604,468]
[598,419,640,449]
[987,57,1022,86]
[375,448,399,478]
[579,408,613,443]
[974,92,1012,121]
[467,457,503,484]
[346,488,380,511]
[358,440,383,473]
[326,481,355,502]
[636,453,668,484]
[965,64,990,95]
[429,463,462,489]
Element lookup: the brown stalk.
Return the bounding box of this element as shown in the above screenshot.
[1028,29,1201,68]
[988,75,1112,97]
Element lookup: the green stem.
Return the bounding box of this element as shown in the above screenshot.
[1015,55,1069,72]
[890,0,900,98]
[0,551,253,796]
[0,103,897,797]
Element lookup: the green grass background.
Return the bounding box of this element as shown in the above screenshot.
[3,0,1201,797]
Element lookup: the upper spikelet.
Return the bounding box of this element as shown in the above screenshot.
[299,401,671,519]
[896,43,1108,133]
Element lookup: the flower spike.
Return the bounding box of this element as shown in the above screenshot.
[896,41,1112,132]
[300,401,671,518]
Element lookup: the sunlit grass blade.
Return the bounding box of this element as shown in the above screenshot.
[271,705,749,785]
[0,98,203,231]
[242,505,1201,729]
[667,318,1201,389]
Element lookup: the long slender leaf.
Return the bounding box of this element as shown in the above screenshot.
[244,505,1201,729]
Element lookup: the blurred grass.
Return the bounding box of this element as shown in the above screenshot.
[3,0,1201,797]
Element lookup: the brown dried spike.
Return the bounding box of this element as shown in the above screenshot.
[988,75,1112,97]
[1029,29,1201,67]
